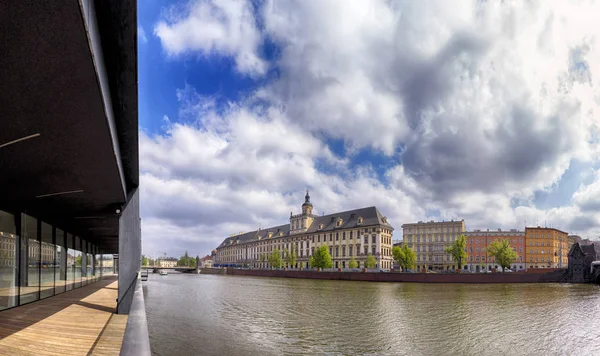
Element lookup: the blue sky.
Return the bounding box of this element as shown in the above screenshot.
[137,0,600,258]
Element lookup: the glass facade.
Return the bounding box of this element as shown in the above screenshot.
[0,209,106,311]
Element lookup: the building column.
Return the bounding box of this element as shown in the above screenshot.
[361,234,365,256]
[376,232,381,254]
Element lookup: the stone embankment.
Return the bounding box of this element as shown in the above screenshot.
[226,268,567,283]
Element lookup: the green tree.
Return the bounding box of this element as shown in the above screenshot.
[268,249,283,268]
[365,254,377,269]
[487,239,518,272]
[348,257,358,269]
[148,258,155,266]
[75,255,82,267]
[142,255,148,266]
[445,234,468,270]
[284,245,297,268]
[309,245,333,269]
[392,245,416,271]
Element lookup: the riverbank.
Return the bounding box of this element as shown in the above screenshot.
[226,268,568,283]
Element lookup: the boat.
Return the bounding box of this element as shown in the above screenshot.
[159,270,168,276]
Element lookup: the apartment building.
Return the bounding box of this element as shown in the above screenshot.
[402,220,466,272]
[464,229,526,272]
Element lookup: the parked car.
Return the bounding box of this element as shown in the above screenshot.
[504,269,513,273]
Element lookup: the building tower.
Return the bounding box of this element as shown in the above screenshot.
[302,189,313,215]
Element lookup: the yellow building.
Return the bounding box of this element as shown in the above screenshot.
[402,220,466,272]
[214,191,395,269]
[525,227,568,269]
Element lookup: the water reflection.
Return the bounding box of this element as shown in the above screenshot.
[145,274,600,356]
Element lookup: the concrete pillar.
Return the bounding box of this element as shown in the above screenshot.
[118,188,141,315]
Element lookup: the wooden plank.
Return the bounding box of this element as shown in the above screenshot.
[0,277,127,355]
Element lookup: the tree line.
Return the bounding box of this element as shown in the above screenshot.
[141,251,201,267]
[257,234,520,272]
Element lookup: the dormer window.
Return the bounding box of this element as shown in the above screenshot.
[279,231,283,236]
[382,217,387,224]
[357,217,363,224]
[337,219,343,227]
[318,224,324,230]
[268,232,273,238]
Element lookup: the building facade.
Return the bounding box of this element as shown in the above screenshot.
[199,256,213,268]
[525,227,568,269]
[158,258,178,268]
[567,243,599,282]
[402,220,466,272]
[464,229,525,272]
[214,191,395,269]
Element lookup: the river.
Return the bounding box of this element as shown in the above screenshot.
[143,273,600,356]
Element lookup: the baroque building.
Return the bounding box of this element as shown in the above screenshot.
[402,220,466,272]
[214,191,395,269]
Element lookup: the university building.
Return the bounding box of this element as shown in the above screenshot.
[464,229,526,272]
[402,220,466,271]
[214,191,395,269]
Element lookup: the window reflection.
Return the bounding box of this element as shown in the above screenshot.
[0,210,18,310]
[55,229,66,294]
[20,214,39,305]
[40,222,55,299]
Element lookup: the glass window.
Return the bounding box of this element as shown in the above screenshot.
[40,222,54,299]
[66,233,75,291]
[0,210,18,310]
[55,229,66,294]
[20,214,39,305]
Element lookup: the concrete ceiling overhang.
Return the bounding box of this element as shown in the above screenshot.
[0,0,138,253]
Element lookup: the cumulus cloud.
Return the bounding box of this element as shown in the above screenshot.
[144,0,600,255]
[154,0,267,76]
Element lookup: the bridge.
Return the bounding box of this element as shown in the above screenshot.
[144,266,198,273]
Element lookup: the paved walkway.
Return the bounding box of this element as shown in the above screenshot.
[0,276,127,355]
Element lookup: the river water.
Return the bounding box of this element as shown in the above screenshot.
[144,273,600,356]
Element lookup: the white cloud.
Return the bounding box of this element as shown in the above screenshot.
[154,0,267,76]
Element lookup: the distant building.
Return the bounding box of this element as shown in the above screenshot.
[525,227,569,269]
[402,220,466,272]
[158,258,177,268]
[567,243,599,283]
[464,229,525,272]
[214,191,395,269]
[199,255,213,268]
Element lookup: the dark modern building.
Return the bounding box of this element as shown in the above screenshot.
[0,0,140,316]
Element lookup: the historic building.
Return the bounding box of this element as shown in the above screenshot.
[214,191,395,269]
[199,255,213,268]
[525,227,568,269]
[567,243,599,283]
[158,258,178,268]
[464,229,525,272]
[402,220,466,272]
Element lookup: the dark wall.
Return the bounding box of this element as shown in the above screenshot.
[226,269,567,283]
[118,188,141,314]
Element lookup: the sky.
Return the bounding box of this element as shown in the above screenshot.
[137,0,600,259]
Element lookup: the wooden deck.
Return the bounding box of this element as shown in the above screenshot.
[0,276,127,356]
